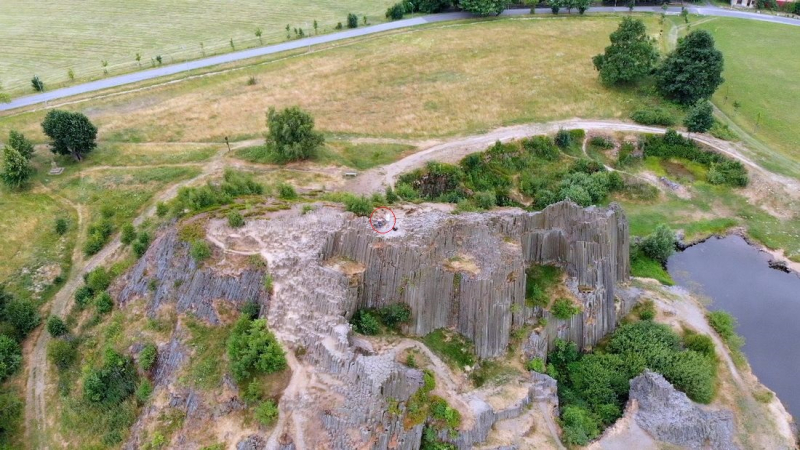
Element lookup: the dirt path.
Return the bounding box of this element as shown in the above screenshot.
[22,144,231,446]
[347,119,800,196]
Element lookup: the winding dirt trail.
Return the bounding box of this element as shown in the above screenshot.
[346,119,800,196]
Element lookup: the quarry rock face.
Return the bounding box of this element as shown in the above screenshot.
[629,370,739,450]
[118,200,632,449]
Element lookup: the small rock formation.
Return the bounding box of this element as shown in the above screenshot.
[628,370,739,450]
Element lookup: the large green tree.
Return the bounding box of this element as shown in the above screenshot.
[592,18,659,86]
[459,0,509,16]
[656,30,724,105]
[41,110,98,161]
[683,100,714,134]
[266,106,324,162]
[0,336,22,382]
[1,146,32,189]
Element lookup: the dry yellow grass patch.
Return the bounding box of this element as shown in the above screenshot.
[1,16,663,144]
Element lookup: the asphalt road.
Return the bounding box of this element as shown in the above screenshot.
[1,6,797,113]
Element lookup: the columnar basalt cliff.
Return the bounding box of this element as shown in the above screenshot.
[117,201,632,449]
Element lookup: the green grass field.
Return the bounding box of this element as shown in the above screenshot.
[0,0,396,95]
[696,18,800,177]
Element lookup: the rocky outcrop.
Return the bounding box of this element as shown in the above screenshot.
[628,370,739,450]
[116,228,268,323]
[324,201,630,357]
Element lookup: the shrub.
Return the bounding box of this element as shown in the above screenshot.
[660,350,716,403]
[46,316,69,337]
[385,186,399,203]
[616,142,638,168]
[684,100,715,134]
[523,136,560,160]
[429,395,461,429]
[347,13,359,28]
[589,136,614,149]
[684,333,715,359]
[47,338,77,370]
[227,210,245,228]
[377,303,412,329]
[707,310,738,342]
[85,267,112,292]
[630,108,675,126]
[135,379,153,404]
[156,202,169,217]
[636,300,656,321]
[75,285,94,309]
[120,224,136,245]
[551,298,581,320]
[190,241,212,262]
[254,399,279,426]
[139,343,158,371]
[473,191,496,210]
[561,405,600,446]
[639,224,675,264]
[0,389,22,438]
[5,299,41,339]
[345,195,373,217]
[242,301,260,320]
[0,335,22,381]
[55,218,69,235]
[83,349,137,405]
[554,128,572,148]
[350,309,381,335]
[277,183,297,200]
[94,292,114,315]
[405,354,417,368]
[386,3,405,19]
[227,317,287,382]
[263,273,273,293]
[525,357,546,373]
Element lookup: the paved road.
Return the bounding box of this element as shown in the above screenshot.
[1,6,797,113]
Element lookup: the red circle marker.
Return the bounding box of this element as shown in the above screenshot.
[369,207,396,234]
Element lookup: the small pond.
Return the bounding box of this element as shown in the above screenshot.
[668,235,800,420]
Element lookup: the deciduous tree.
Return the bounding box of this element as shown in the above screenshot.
[592,18,659,85]
[1,146,32,188]
[656,30,724,105]
[41,110,98,161]
[8,130,34,159]
[266,106,324,161]
[459,0,509,16]
[684,100,714,134]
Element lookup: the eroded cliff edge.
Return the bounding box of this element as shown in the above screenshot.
[115,200,635,449]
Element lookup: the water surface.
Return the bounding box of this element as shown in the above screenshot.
[668,235,800,419]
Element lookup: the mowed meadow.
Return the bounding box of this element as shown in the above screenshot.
[0,0,396,93]
[0,16,667,143]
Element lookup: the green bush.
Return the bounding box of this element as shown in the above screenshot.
[386,3,405,19]
[347,13,359,28]
[385,186,399,203]
[561,405,600,446]
[169,169,262,217]
[277,183,297,200]
[83,349,138,405]
[242,301,260,320]
[55,218,69,235]
[636,300,656,321]
[46,316,69,337]
[94,292,114,315]
[227,316,287,383]
[684,333,716,359]
[156,202,169,217]
[254,399,279,425]
[429,395,461,429]
[85,266,112,292]
[522,136,560,160]
[639,224,675,264]
[190,240,212,262]
[616,142,638,168]
[707,310,739,342]
[4,299,41,339]
[121,224,137,245]
[139,343,158,371]
[473,191,496,210]
[630,108,675,126]
[422,329,475,368]
[0,389,23,440]
[554,128,573,148]
[377,303,412,329]
[227,210,245,228]
[0,335,22,381]
[588,136,614,149]
[75,285,94,309]
[525,357,546,373]
[551,298,581,320]
[345,195,373,217]
[350,309,381,335]
[135,379,153,404]
[265,106,324,162]
[47,338,78,370]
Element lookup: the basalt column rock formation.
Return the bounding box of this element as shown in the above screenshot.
[323,200,630,357]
